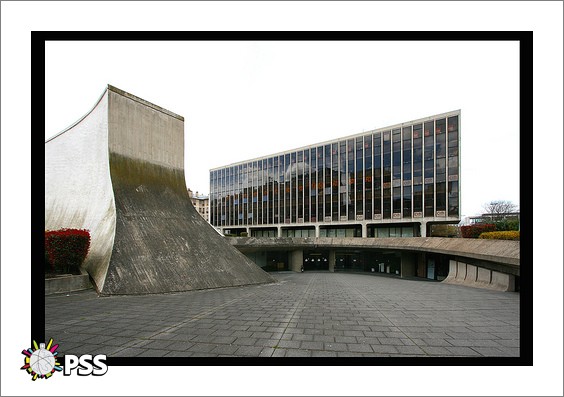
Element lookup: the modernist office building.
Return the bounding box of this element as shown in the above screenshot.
[210,110,460,240]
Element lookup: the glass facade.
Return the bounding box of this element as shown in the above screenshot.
[210,111,460,230]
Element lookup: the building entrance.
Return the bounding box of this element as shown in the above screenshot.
[335,252,364,272]
[303,250,329,271]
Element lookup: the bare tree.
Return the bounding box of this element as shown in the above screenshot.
[482,200,519,221]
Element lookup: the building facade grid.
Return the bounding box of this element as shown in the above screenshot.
[210,110,460,237]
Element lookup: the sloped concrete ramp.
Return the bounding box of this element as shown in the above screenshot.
[45,85,275,295]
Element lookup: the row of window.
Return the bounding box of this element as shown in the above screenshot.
[211,114,459,227]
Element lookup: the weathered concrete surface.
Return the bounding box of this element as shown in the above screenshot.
[45,275,93,295]
[443,259,516,292]
[45,90,116,289]
[45,85,275,295]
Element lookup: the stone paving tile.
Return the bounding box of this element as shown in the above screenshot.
[45,272,521,359]
[235,346,266,356]
[187,343,219,354]
[312,350,338,357]
[370,344,399,354]
[284,349,312,357]
[395,345,427,355]
[211,344,239,355]
[164,341,195,352]
[164,351,195,357]
[136,349,172,357]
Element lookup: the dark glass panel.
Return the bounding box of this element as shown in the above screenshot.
[424,184,434,217]
[383,187,391,219]
[303,150,310,223]
[291,152,297,223]
[436,182,446,212]
[403,185,412,217]
[413,184,422,212]
[324,145,331,218]
[448,181,459,216]
[364,135,372,170]
[435,118,446,135]
[317,146,324,221]
[448,116,458,132]
[383,131,391,184]
[436,127,446,158]
[448,156,459,175]
[393,187,401,214]
[424,159,434,178]
[347,139,355,220]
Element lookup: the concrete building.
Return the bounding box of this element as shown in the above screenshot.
[210,110,461,239]
[188,189,210,222]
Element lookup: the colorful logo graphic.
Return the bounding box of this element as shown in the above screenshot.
[21,339,62,380]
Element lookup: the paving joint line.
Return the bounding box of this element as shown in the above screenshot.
[110,290,259,356]
[267,273,318,357]
[339,277,438,356]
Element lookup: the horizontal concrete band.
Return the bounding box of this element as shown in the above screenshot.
[228,236,520,268]
[45,275,93,295]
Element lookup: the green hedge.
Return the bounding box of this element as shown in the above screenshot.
[479,231,520,241]
[45,229,91,274]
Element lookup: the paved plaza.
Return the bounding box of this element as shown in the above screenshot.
[44,272,520,358]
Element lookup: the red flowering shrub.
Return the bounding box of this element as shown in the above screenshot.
[460,223,496,238]
[45,229,91,274]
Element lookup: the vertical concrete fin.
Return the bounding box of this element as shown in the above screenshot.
[46,85,275,296]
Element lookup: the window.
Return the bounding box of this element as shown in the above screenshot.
[402,126,412,181]
[448,181,459,216]
[424,183,434,217]
[403,185,412,217]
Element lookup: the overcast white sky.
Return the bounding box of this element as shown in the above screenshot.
[45,39,519,217]
[2,1,563,396]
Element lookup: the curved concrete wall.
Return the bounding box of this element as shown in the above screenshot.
[45,85,275,295]
[45,91,116,289]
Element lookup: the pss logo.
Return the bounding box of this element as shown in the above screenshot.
[22,339,107,380]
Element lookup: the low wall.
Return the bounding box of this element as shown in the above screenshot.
[45,275,93,295]
[442,259,516,292]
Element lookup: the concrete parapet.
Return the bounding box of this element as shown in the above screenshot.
[45,275,93,295]
[228,236,519,275]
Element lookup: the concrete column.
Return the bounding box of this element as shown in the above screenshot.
[329,250,336,272]
[361,223,367,238]
[419,221,427,237]
[277,226,282,238]
[290,250,303,272]
[400,252,417,278]
[416,253,426,278]
[246,227,250,236]
[315,225,320,238]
